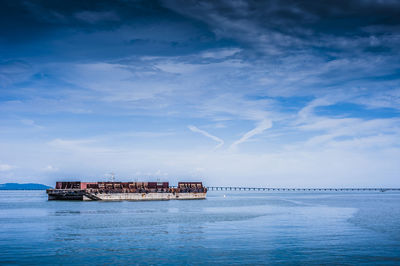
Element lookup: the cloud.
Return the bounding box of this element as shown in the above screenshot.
[43,165,58,172]
[155,62,202,74]
[201,48,241,59]
[74,11,120,24]
[0,60,32,88]
[230,119,273,149]
[163,0,400,57]
[188,125,224,150]
[20,119,43,129]
[296,117,400,149]
[1,0,400,187]
[47,138,110,154]
[121,131,175,138]
[198,93,274,121]
[0,164,14,171]
[297,97,335,122]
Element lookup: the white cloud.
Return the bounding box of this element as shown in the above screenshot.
[47,138,110,153]
[297,97,334,122]
[20,119,44,129]
[121,131,175,138]
[155,62,201,74]
[0,164,14,171]
[201,48,241,59]
[199,93,274,121]
[188,125,224,150]
[0,60,33,88]
[1,0,400,188]
[230,119,272,149]
[43,165,58,172]
[60,62,168,104]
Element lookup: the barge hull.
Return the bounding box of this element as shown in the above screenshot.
[47,189,206,201]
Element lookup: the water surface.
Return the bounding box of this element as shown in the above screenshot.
[1,191,399,265]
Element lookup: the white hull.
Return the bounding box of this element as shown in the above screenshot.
[47,189,206,201]
[84,192,206,201]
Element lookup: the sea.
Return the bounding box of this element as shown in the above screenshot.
[0,190,399,265]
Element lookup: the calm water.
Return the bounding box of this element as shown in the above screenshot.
[0,191,400,265]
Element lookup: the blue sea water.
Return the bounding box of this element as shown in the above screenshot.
[0,191,400,265]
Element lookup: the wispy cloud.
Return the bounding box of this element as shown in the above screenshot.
[43,165,59,172]
[20,119,43,129]
[201,48,241,59]
[188,125,224,150]
[0,164,14,171]
[74,11,120,24]
[1,0,400,186]
[230,119,272,150]
[48,138,111,153]
[0,60,32,88]
[297,97,335,122]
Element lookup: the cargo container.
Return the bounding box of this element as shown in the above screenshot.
[47,181,207,201]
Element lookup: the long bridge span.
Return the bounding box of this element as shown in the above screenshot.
[206,187,400,192]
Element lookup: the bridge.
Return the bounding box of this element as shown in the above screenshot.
[206,187,400,192]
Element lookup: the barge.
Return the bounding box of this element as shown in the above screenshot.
[46,181,207,201]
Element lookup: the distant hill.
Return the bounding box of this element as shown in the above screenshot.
[0,183,52,190]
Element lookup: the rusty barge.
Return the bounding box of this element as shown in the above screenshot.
[46,181,206,201]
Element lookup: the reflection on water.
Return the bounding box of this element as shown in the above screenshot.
[0,190,400,265]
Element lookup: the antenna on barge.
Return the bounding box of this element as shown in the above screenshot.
[109,172,115,182]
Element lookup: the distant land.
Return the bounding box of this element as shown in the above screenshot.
[0,183,52,190]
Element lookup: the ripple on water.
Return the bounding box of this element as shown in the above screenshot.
[1,190,400,265]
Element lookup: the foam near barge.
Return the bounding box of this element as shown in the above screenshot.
[46,181,207,201]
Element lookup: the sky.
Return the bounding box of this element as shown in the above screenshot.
[1,0,400,187]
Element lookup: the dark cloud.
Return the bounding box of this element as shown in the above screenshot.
[162,0,400,56]
[0,0,227,61]
[0,0,181,42]
[163,0,400,31]
[1,0,399,85]
[2,0,399,60]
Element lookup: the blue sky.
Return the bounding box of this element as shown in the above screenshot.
[1,0,400,186]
